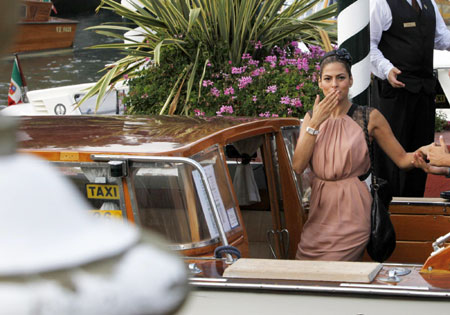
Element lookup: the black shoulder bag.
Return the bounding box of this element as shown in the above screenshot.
[362,106,396,262]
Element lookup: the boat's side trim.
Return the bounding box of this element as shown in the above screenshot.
[188,280,450,298]
[339,283,429,291]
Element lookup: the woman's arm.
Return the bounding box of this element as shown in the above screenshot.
[292,113,317,174]
[292,91,340,174]
[369,109,415,170]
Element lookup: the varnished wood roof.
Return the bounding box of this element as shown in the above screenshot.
[17,115,300,158]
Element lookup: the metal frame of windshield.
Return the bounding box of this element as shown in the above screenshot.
[91,154,232,261]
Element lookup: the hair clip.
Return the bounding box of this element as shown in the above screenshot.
[320,48,352,66]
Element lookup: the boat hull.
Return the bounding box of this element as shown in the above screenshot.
[11,17,78,53]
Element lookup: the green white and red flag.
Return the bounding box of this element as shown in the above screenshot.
[41,0,58,14]
[8,55,28,106]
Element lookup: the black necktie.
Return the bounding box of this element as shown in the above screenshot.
[412,0,421,13]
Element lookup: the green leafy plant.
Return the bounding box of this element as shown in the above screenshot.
[124,41,326,117]
[81,0,337,114]
[435,111,448,132]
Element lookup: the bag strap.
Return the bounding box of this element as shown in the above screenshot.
[346,103,357,118]
[362,106,379,190]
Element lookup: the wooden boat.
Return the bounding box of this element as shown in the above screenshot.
[10,1,78,53]
[16,115,450,312]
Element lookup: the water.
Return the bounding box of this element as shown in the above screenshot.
[0,10,123,104]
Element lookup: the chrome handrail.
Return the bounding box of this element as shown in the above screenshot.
[432,231,450,252]
[91,154,233,263]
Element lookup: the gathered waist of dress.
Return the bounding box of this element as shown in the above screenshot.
[313,175,363,183]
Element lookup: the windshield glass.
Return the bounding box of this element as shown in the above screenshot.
[131,147,240,247]
[56,163,125,220]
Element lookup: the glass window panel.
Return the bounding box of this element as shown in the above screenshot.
[131,161,216,245]
[281,125,311,210]
[55,163,124,213]
[191,145,241,235]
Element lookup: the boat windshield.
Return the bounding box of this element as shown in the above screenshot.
[57,163,126,220]
[53,147,241,249]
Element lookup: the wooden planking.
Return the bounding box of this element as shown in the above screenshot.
[389,204,449,215]
[22,1,52,22]
[363,241,434,264]
[388,241,435,264]
[391,214,450,241]
[12,18,77,53]
[223,258,383,283]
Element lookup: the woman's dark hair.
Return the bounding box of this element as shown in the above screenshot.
[319,48,352,78]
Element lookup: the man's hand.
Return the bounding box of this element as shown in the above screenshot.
[411,151,448,176]
[427,135,450,166]
[387,67,406,88]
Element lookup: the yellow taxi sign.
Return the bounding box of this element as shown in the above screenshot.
[89,210,123,221]
[86,184,120,200]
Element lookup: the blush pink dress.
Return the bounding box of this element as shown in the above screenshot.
[296,114,372,261]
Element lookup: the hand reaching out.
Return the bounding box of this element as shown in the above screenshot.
[387,67,405,88]
[411,152,448,176]
[427,135,450,167]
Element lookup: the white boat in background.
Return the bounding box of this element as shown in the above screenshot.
[1,81,128,116]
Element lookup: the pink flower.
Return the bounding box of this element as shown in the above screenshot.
[290,98,302,108]
[271,113,279,117]
[242,53,252,60]
[123,74,129,80]
[284,68,290,73]
[252,95,257,102]
[224,87,235,95]
[228,60,232,65]
[216,105,234,116]
[265,55,277,63]
[251,69,261,77]
[231,66,247,74]
[194,109,205,116]
[280,96,291,104]
[266,85,277,93]
[202,80,214,87]
[296,83,304,90]
[238,76,253,89]
[254,41,263,49]
[287,108,293,115]
[210,87,220,98]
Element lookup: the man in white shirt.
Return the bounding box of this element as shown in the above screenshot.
[370,0,450,197]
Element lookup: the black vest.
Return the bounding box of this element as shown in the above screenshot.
[379,0,436,94]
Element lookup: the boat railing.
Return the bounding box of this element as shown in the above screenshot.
[432,231,450,253]
[91,154,234,263]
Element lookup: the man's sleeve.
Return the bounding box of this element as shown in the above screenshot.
[432,0,450,50]
[370,0,395,80]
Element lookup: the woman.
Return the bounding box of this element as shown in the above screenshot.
[292,48,424,261]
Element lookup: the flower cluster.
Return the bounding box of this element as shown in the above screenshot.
[124,42,326,118]
[194,42,326,117]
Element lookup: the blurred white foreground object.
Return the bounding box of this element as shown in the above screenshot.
[0,117,188,314]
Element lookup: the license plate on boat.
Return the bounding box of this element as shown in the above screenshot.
[89,210,123,221]
[86,184,120,200]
